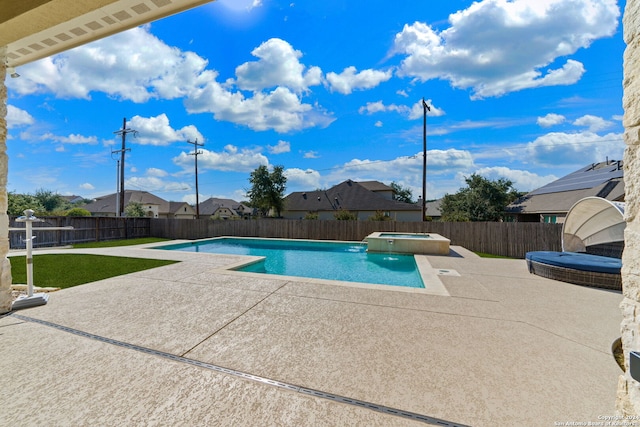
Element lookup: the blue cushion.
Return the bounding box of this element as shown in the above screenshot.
[525,251,621,275]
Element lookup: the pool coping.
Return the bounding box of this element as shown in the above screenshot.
[148,237,452,296]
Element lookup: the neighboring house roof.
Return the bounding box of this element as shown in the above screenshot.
[284,180,420,212]
[198,198,250,216]
[62,195,84,204]
[84,190,170,215]
[357,181,394,193]
[424,199,443,218]
[168,201,195,215]
[506,160,624,215]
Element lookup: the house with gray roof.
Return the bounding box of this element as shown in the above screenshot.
[424,199,443,220]
[505,160,624,223]
[357,181,395,200]
[283,180,422,221]
[84,190,195,219]
[198,198,253,219]
[168,201,197,219]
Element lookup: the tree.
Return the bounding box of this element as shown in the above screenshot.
[390,181,414,203]
[34,188,66,213]
[440,174,523,222]
[124,202,146,217]
[8,192,44,216]
[247,165,287,217]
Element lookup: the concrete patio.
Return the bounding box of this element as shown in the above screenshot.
[0,243,623,426]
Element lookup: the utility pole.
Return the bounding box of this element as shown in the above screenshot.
[187,138,204,219]
[115,159,120,216]
[113,118,135,217]
[421,98,430,222]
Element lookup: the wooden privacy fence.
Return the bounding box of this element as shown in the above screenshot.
[8,216,561,258]
[151,219,563,259]
[9,216,151,249]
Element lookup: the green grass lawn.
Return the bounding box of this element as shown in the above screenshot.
[72,237,169,249]
[475,252,513,259]
[10,254,178,288]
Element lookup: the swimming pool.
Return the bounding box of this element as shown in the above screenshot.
[156,237,425,288]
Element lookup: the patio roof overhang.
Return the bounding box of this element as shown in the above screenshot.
[1,0,215,68]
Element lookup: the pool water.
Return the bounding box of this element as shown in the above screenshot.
[157,238,424,288]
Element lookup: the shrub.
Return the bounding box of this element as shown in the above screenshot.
[368,210,392,221]
[334,209,357,220]
[66,208,91,217]
[304,212,318,220]
[124,202,146,217]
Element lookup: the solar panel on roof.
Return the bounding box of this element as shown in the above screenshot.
[529,162,623,196]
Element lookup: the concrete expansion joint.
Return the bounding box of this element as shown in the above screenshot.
[516,318,611,356]
[291,292,508,323]
[10,312,470,427]
[180,280,290,358]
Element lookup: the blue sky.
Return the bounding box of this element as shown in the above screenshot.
[5,0,625,205]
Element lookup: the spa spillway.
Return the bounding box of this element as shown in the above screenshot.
[365,232,450,255]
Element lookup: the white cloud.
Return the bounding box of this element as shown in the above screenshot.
[537,113,566,127]
[8,26,210,103]
[573,114,614,132]
[128,114,204,146]
[186,78,334,133]
[474,166,558,193]
[41,133,98,145]
[407,100,445,120]
[328,149,473,184]
[9,27,334,134]
[392,0,620,98]
[290,149,476,200]
[285,168,321,189]
[268,140,291,154]
[173,144,268,172]
[235,38,323,92]
[426,149,476,173]
[375,121,383,127]
[146,168,169,178]
[358,99,444,120]
[79,183,95,190]
[181,192,210,205]
[359,100,408,115]
[326,66,393,95]
[125,176,191,193]
[430,117,528,136]
[7,105,34,129]
[303,151,319,159]
[526,131,624,166]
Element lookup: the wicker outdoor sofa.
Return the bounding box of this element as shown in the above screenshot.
[525,251,622,291]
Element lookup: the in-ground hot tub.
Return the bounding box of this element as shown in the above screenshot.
[365,232,450,255]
